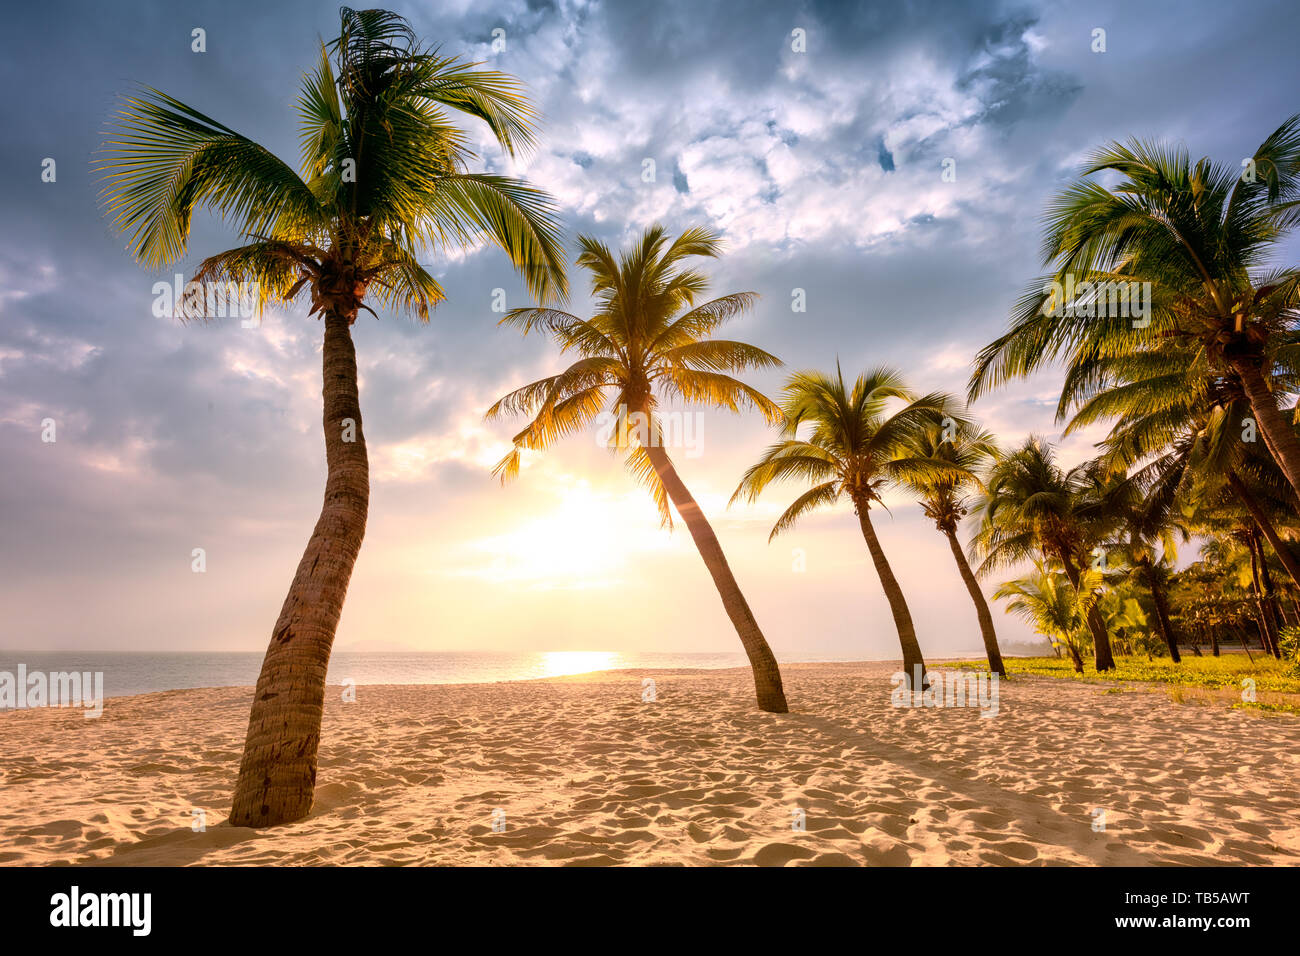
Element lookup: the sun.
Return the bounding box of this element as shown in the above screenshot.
[464,479,668,589]
[538,651,620,678]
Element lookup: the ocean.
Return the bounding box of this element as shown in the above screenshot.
[0,649,853,704]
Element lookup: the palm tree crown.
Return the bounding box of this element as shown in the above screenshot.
[100,6,567,322]
[731,365,957,536]
[972,437,1108,575]
[897,422,999,535]
[488,224,782,523]
[487,223,792,713]
[733,365,959,685]
[969,117,1300,498]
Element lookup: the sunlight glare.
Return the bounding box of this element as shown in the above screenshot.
[539,650,619,677]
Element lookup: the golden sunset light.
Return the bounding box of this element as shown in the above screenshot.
[1,0,1296,924]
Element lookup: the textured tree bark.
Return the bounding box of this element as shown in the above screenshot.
[856,503,925,688]
[1057,550,1116,671]
[640,440,789,713]
[942,529,1004,675]
[1141,562,1181,663]
[229,312,369,827]
[1064,638,1084,673]
[1228,471,1300,589]
[1231,357,1300,506]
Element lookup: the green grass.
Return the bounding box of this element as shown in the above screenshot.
[947,654,1300,695]
[1231,700,1300,716]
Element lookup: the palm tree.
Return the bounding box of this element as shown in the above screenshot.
[1093,586,1153,657]
[995,564,1090,673]
[969,117,1300,499]
[971,437,1119,671]
[1063,339,1300,595]
[1090,447,1189,663]
[1197,530,1285,657]
[99,9,568,827]
[1112,539,1183,662]
[486,225,790,713]
[732,366,958,688]
[897,421,1006,675]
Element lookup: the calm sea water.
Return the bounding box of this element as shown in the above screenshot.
[0,650,836,703]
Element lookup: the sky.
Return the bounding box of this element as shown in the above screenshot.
[2,0,1299,658]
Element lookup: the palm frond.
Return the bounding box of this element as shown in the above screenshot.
[99,88,324,267]
[768,481,841,541]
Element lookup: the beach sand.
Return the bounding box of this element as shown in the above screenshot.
[0,661,1296,866]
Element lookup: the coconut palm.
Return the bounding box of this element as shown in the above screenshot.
[897,421,1006,675]
[99,8,568,826]
[1093,586,1154,657]
[969,116,1300,499]
[732,366,960,687]
[487,225,790,713]
[1088,425,1190,663]
[1197,529,1285,657]
[995,563,1089,673]
[1167,554,1266,657]
[1064,339,1300,595]
[971,437,1119,670]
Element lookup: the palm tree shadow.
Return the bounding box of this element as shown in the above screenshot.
[790,712,1160,866]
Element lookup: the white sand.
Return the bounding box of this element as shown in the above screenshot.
[0,662,1296,866]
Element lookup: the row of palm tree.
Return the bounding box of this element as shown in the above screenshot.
[980,432,1299,671]
[484,227,1012,711]
[489,212,1298,699]
[964,113,1300,673]
[97,4,1300,827]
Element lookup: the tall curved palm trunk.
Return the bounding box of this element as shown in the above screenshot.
[854,503,925,687]
[941,529,1004,676]
[1140,562,1181,663]
[1230,357,1300,502]
[1057,550,1116,671]
[1228,471,1300,589]
[230,312,369,826]
[1253,538,1285,659]
[641,441,788,713]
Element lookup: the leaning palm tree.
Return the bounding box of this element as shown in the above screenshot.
[970,116,1300,499]
[1065,338,1300,594]
[897,421,1006,675]
[487,225,790,713]
[970,437,1119,671]
[99,8,568,827]
[732,366,959,687]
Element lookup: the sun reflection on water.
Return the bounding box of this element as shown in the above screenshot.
[538,651,620,678]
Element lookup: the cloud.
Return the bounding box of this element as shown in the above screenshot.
[1,0,1298,654]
